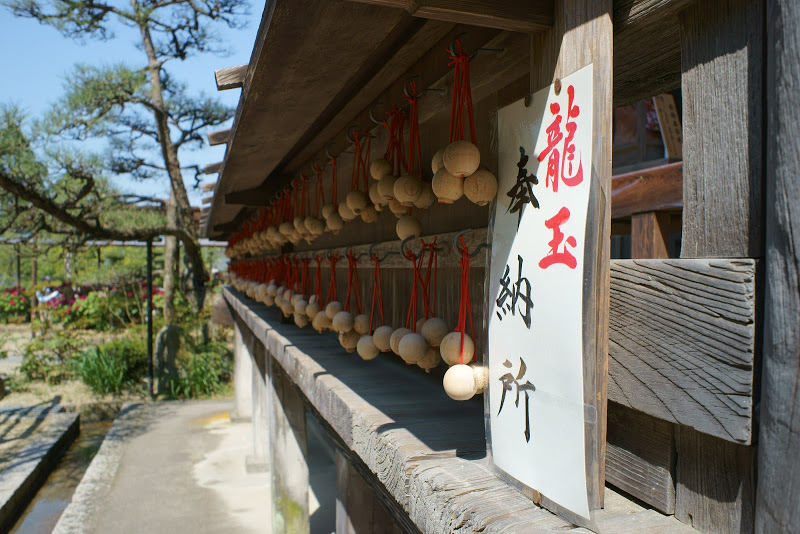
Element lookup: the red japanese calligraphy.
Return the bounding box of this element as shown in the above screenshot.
[536,85,583,192]
[538,207,577,269]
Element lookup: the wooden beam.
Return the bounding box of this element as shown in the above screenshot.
[652,93,683,159]
[347,0,553,33]
[201,181,217,192]
[207,128,231,146]
[609,259,756,444]
[611,161,683,219]
[202,161,223,174]
[224,187,271,206]
[202,195,213,205]
[756,0,800,530]
[215,64,248,91]
[631,212,670,258]
[531,0,613,509]
[680,0,764,259]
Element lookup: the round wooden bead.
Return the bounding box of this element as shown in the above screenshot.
[357,335,380,361]
[267,282,278,297]
[390,328,411,355]
[360,204,379,223]
[369,182,387,207]
[396,215,422,240]
[416,317,426,333]
[421,317,448,347]
[322,203,336,219]
[413,182,436,210]
[325,301,343,320]
[443,364,478,401]
[471,364,489,394]
[293,298,308,314]
[305,301,320,319]
[388,198,405,218]
[353,314,371,335]
[443,140,480,178]
[293,216,308,236]
[398,332,428,364]
[332,311,354,333]
[326,212,344,234]
[377,175,398,200]
[338,201,356,221]
[417,347,440,373]
[305,217,326,236]
[440,331,475,366]
[464,169,498,206]
[312,312,332,332]
[339,329,360,353]
[346,190,368,214]
[393,174,423,206]
[431,147,445,174]
[373,326,394,352]
[432,167,463,204]
[279,221,295,236]
[370,158,392,180]
[294,313,309,328]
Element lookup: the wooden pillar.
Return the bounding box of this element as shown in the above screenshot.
[233,322,253,421]
[631,212,670,258]
[336,451,402,534]
[530,0,613,507]
[756,0,800,531]
[268,358,310,534]
[250,341,269,467]
[676,1,763,532]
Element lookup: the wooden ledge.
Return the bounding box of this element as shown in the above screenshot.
[223,287,695,533]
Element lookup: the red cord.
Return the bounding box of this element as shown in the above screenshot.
[331,157,339,206]
[448,39,477,145]
[326,253,340,305]
[456,235,475,364]
[344,249,363,314]
[369,254,384,333]
[403,82,423,178]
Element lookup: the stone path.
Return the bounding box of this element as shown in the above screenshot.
[54,400,271,534]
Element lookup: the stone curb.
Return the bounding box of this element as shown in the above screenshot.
[52,403,144,534]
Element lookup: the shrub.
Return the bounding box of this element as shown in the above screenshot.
[76,346,128,395]
[169,342,232,399]
[20,330,81,384]
[0,288,31,323]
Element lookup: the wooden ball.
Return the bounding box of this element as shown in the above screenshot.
[377,175,398,200]
[393,175,422,206]
[416,317,426,333]
[421,317,448,347]
[306,301,320,319]
[373,326,394,352]
[312,312,332,332]
[360,204,379,223]
[398,332,428,364]
[322,203,336,219]
[338,201,356,221]
[357,335,380,361]
[431,147,445,174]
[417,347,440,373]
[432,167,463,204]
[255,283,268,302]
[339,329,360,353]
[388,198,406,218]
[443,140,480,178]
[354,314,371,335]
[369,182,387,207]
[471,364,489,394]
[267,282,278,297]
[294,298,308,314]
[332,310,355,333]
[396,215,422,240]
[264,295,275,306]
[443,364,478,401]
[309,294,319,305]
[293,216,308,236]
[390,328,411,355]
[305,217,326,236]
[325,301,343,320]
[413,182,435,210]
[346,190,368,214]
[326,212,344,234]
[294,313,309,328]
[370,158,392,180]
[464,169,498,206]
[279,221,295,236]
[281,300,294,318]
[440,331,475,366]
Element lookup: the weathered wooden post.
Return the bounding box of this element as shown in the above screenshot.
[233,322,253,421]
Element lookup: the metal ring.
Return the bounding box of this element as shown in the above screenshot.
[452,229,491,258]
[346,126,360,143]
[400,236,416,257]
[448,32,468,57]
[403,76,420,98]
[369,103,384,125]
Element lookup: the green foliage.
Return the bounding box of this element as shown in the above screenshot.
[0,288,31,322]
[20,328,80,383]
[75,345,128,395]
[168,345,231,399]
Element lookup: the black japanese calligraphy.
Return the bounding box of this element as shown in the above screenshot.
[495,255,533,329]
[498,358,536,442]
[506,146,540,229]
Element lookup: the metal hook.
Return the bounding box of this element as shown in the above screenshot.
[369,242,400,262]
[369,103,384,125]
[346,126,360,143]
[448,32,467,57]
[403,76,444,99]
[400,236,419,258]
[447,32,503,60]
[325,144,336,160]
[452,229,491,258]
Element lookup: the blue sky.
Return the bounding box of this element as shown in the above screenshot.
[0,5,263,206]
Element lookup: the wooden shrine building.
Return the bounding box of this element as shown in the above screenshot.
[203,1,799,532]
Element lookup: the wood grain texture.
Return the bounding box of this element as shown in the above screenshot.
[653,93,683,159]
[606,402,676,514]
[676,426,755,534]
[214,64,247,91]
[631,212,670,258]
[609,259,756,444]
[531,0,613,508]
[207,128,231,146]
[611,161,683,219]
[756,0,800,531]
[201,161,222,175]
[679,0,765,259]
[224,288,693,533]
[336,451,405,534]
[201,180,217,191]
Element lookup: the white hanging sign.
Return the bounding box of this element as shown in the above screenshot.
[487,64,597,525]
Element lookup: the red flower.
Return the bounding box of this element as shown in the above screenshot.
[127,292,134,297]
[20,297,25,303]
[2,292,7,297]
[9,300,15,306]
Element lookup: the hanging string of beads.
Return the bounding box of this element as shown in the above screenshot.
[392,242,430,365]
[305,254,324,320]
[377,108,406,209]
[357,251,386,361]
[333,249,364,352]
[305,165,326,238]
[343,131,372,219]
[324,157,344,234]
